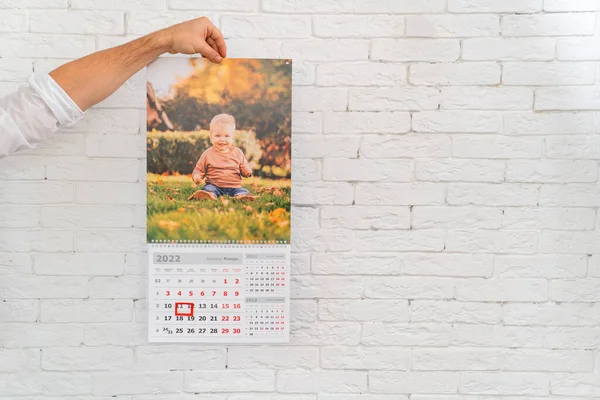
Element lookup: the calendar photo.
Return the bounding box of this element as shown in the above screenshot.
[146,57,292,243]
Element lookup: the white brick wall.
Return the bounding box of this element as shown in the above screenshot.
[0,0,599,398]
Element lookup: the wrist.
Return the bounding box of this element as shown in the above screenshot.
[147,29,172,54]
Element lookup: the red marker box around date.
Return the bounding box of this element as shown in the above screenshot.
[175,302,194,317]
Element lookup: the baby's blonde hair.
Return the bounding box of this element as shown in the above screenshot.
[210,113,236,132]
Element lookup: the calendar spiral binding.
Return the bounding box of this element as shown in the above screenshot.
[149,239,289,248]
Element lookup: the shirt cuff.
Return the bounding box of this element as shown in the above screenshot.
[28,72,84,127]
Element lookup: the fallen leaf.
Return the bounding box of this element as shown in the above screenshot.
[165,195,175,201]
[245,205,253,212]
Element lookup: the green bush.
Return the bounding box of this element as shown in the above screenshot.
[147,130,262,175]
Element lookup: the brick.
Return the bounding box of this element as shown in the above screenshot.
[30,10,124,34]
[0,59,32,81]
[0,230,73,252]
[366,277,454,300]
[0,206,39,228]
[416,159,505,183]
[411,62,501,86]
[41,299,132,322]
[361,134,450,158]
[291,275,363,299]
[449,0,542,12]
[504,303,597,326]
[0,156,45,180]
[41,206,134,228]
[73,0,165,8]
[321,346,409,370]
[93,371,183,396]
[503,208,595,231]
[293,135,358,158]
[171,0,256,10]
[184,370,274,392]
[372,39,460,62]
[292,229,353,252]
[66,109,143,134]
[463,38,556,61]
[228,347,317,369]
[503,349,594,372]
[412,348,501,371]
[402,253,494,277]
[96,72,146,108]
[0,254,32,275]
[412,206,502,229]
[407,14,499,37]
[136,346,225,369]
[18,134,85,156]
[447,230,538,254]
[319,300,409,322]
[291,322,361,345]
[590,255,600,277]
[263,0,352,12]
[411,301,501,324]
[224,38,282,58]
[545,0,600,11]
[292,183,354,205]
[355,0,446,13]
[561,38,600,60]
[0,300,38,322]
[448,183,539,206]
[314,15,404,38]
[291,253,311,275]
[84,323,146,346]
[413,111,501,133]
[546,327,600,349]
[324,111,410,133]
[349,88,440,112]
[460,372,548,395]
[551,279,600,302]
[540,184,600,207]
[453,135,542,158]
[90,277,144,299]
[77,230,145,252]
[320,205,410,230]
[502,13,596,36]
[362,323,451,346]
[370,371,458,394]
[86,134,145,158]
[456,278,548,301]
[324,159,412,182]
[0,10,27,32]
[292,61,315,85]
[292,112,322,134]
[292,88,347,112]
[546,136,600,159]
[536,87,600,111]
[0,34,95,58]
[0,0,67,7]
[321,396,405,400]
[291,206,318,229]
[311,253,400,275]
[503,62,596,85]
[292,159,320,182]
[551,373,600,396]
[504,112,595,135]
[34,253,124,276]
[452,325,547,348]
[277,370,367,393]
[0,349,39,372]
[0,372,91,396]
[355,183,446,206]
[42,347,133,371]
[442,87,533,110]
[0,324,83,348]
[291,300,318,322]
[507,160,598,183]
[76,183,144,205]
[317,62,406,86]
[127,11,217,34]
[282,39,369,61]
[0,275,87,299]
[495,255,587,278]
[222,15,310,38]
[356,230,445,252]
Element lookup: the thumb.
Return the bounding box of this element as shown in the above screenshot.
[196,41,222,63]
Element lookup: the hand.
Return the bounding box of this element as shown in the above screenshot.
[161,17,226,63]
[192,175,202,184]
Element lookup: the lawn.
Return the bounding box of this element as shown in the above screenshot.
[146,173,291,243]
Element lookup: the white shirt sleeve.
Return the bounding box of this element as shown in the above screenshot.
[0,72,84,158]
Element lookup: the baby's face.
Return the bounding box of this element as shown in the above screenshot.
[210,124,235,152]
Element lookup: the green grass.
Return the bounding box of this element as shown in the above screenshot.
[146,174,291,242]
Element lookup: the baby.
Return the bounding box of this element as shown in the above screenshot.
[189,113,254,201]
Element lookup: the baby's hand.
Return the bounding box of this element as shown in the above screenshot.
[192,175,202,184]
